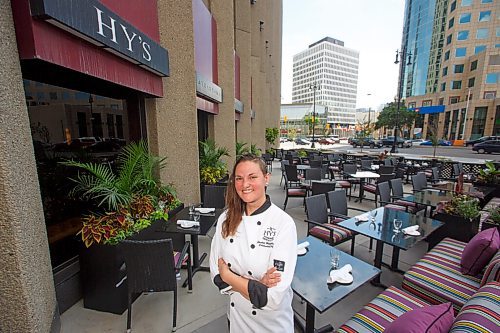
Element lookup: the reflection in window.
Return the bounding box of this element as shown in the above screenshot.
[455,47,467,57]
[459,13,471,23]
[457,30,469,40]
[485,73,498,84]
[471,107,487,140]
[476,28,489,39]
[475,45,486,54]
[478,11,491,21]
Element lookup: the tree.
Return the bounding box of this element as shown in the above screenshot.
[303,115,320,136]
[427,120,440,157]
[354,120,374,152]
[375,101,417,137]
[265,127,279,148]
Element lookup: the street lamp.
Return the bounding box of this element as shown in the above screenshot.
[391,48,412,153]
[309,82,320,148]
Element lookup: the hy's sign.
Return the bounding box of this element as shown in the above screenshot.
[30,0,169,76]
[196,72,222,103]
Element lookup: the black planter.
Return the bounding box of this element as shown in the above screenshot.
[481,221,499,232]
[429,213,480,248]
[168,203,184,218]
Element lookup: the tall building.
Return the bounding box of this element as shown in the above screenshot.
[401,0,499,141]
[292,37,359,135]
[1,0,282,331]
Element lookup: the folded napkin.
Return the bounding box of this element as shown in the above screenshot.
[355,215,369,222]
[402,225,420,236]
[327,264,353,284]
[177,220,200,228]
[195,207,215,214]
[422,163,429,167]
[297,241,310,255]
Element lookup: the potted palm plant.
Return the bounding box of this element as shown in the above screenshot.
[63,140,181,314]
[199,139,229,199]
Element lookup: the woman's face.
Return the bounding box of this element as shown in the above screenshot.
[234,160,269,205]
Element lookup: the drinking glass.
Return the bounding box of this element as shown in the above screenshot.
[393,218,403,233]
[330,249,340,270]
[188,203,195,215]
[192,212,200,223]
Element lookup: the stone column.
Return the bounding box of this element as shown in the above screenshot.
[0,2,59,332]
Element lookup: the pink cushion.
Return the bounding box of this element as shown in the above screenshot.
[385,302,454,333]
[288,188,306,196]
[363,184,377,193]
[460,227,500,276]
[338,180,351,188]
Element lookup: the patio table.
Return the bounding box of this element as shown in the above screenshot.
[346,171,380,202]
[337,207,444,286]
[292,236,380,333]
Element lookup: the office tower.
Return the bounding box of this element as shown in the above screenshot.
[292,37,359,136]
[402,0,499,140]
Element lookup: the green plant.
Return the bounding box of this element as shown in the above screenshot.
[250,144,261,157]
[487,206,500,225]
[443,194,480,220]
[199,139,229,184]
[297,149,307,158]
[265,127,279,147]
[476,161,500,185]
[235,141,249,159]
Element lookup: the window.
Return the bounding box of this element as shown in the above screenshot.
[408,102,416,108]
[441,82,447,91]
[457,30,469,40]
[450,96,460,104]
[490,55,500,65]
[447,34,452,45]
[468,77,475,87]
[471,107,487,139]
[459,13,471,23]
[484,91,496,99]
[476,28,489,39]
[448,17,455,28]
[439,98,445,105]
[36,92,45,100]
[485,73,498,84]
[475,45,486,54]
[497,27,500,38]
[422,100,432,107]
[455,47,467,57]
[452,81,462,89]
[450,0,457,11]
[481,0,492,3]
[443,67,448,76]
[61,91,71,100]
[445,50,450,60]
[461,0,472,6]
[478,11,491,21]
[454,64,464,73]
[470,60,478,70]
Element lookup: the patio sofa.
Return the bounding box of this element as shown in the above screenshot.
[337,228,500,332]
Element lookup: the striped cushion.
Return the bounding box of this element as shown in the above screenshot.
[402,238,481,314]
[173,251,189,266]
[450,282,500,333]
[385,204,407,211]
[393,200,423,214]
[338,180,352,188]
[309,224,353,244]
[480,251,500,287]
[337,286,430,333]
[363,184,377,193]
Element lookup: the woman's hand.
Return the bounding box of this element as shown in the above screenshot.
[260,266,281,287]
[218,258,231,280]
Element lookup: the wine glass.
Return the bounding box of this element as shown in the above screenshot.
[330,249,340,270]
[393,219,403,233]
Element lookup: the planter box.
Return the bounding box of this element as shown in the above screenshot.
[428,213,480,248]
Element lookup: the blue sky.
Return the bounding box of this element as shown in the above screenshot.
[281,0,406,110]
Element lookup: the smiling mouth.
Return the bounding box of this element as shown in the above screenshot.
[242,188,253,194]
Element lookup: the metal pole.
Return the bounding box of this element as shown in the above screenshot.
[311,83,317,149]
[391,49,405,154]
[460,88,471,140]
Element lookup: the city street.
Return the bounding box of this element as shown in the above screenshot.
[280,141,500,162]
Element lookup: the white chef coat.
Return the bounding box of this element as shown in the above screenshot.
[209,201,297,333]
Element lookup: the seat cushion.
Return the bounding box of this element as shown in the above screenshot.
[308,224,353,244]
[338,180,351,188]
[460,227,500,276]
[480,251,500,286]
[363,183,377,193]
[384,204,407,211]
[287,188,306,196]
[450,282,500,333]
[337,286,430,333]
[385,302,454,333]
[402,238,481,314]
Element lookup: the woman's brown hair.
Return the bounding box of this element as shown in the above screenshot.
[222,154,267,238]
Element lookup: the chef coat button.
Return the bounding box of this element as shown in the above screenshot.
[250,244,255,249]
[227,263,231,267]
[257,221,261,225]
[231,302,234,307]
[248,271,252,275]
[230,238,234,243]
[252,310,257,315]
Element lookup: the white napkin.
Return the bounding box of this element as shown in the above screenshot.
[414,164,421,167]
[402,225,420,236]
[195,207,215,214]
[177,220,200,228]
[355,215,369,222]
[327,264,353,284]
[422,163,429,167]
[297,241,309,255]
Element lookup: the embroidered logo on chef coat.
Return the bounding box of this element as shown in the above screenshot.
[257,227,276,248]
[273,259,285,272]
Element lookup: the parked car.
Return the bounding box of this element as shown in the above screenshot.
[350,137,382,148]
[465,136,500,147]
[409,139,425,145]
[328,135,340,143]
[318,138,335,145]
[381,136,412,148]
[420,139,452,146]
[295,138,311,145]
[472,140,500,154]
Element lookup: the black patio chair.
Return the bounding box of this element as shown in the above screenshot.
[283,172,307,210]
[362,173,396,207]
[311,181,337,197]
[390,178,426,214]
[284,164,302,188]
[203,184,227,209]
[411,172,428,192]
[121,239,192,333]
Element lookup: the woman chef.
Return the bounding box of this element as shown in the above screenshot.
[209,154,297,332]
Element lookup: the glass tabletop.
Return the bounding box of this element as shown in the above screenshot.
[292,236,380,313]
[400,189,454,207]
[155,207,222,236]
[432,182,494,198]
[337,207,444,251]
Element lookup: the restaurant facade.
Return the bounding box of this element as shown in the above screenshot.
[0,0,282,331]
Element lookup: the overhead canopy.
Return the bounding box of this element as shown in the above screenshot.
[410,105,445,115]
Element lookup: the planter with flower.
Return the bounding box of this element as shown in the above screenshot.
[63,140,181,314]
[199,139,229,198]
[474,161,500,197]
[431,194,481,247]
